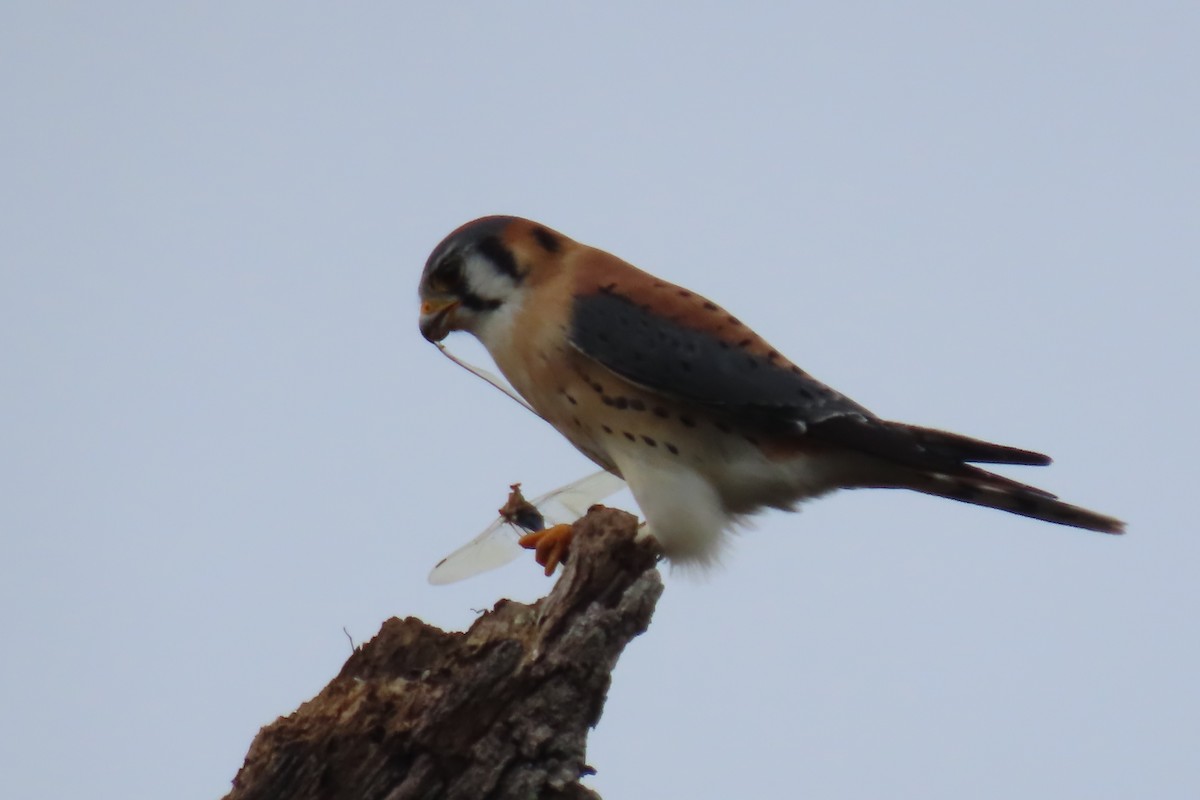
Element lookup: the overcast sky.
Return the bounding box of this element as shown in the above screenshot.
[2,4,1197,799]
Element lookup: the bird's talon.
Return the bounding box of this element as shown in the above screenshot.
[518,523,574,576]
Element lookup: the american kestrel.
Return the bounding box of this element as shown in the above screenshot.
[418,216,1124,570]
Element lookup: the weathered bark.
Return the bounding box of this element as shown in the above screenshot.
[226,506,661,800]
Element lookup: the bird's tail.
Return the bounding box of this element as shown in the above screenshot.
[897,466,1125,534]
[811,417,1125,534]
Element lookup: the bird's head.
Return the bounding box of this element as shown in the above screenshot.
[418,216,568,343]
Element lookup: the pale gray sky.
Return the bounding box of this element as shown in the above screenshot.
[2,4,1197,798]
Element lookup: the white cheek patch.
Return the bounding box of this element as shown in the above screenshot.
[473,294,524,353]
[464,254,519,305]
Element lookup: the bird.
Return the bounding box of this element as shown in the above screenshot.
[418,215,1123,572]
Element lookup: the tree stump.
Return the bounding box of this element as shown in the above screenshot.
[226,506,662,800]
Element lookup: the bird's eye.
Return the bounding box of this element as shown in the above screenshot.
[430,255,464,293]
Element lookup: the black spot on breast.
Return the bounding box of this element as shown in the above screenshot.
[737,338,752,348]
[767,350,780,362]
[666,443,679,455]
[602,424,613,434]
[642,436,657,447]
[623,431,636,442]
[727,315,742,327]
[680,415,696,428]
[565,393,578,405]
[532,227,560,253]
[702,301,717,311]
[652,406,670,418]
[629,398,646,411]
[614,397,629,410]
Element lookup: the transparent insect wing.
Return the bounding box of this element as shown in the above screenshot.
[530,470,625,525]
[425,519,524,585]
[427,470,627,585]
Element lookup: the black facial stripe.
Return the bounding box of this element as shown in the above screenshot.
[476,236,522,281]
[427,252,502,313]
[459,291,502,312]
[532,227,561,253]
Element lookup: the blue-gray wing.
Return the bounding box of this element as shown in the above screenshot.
[566,277,1052,472]
[568,289,871,425]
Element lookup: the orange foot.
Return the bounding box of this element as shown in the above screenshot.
[517,523,574,577]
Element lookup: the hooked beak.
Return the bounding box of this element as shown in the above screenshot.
[419,298,461,342]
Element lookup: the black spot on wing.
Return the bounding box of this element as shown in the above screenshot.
[570,292,869,421]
